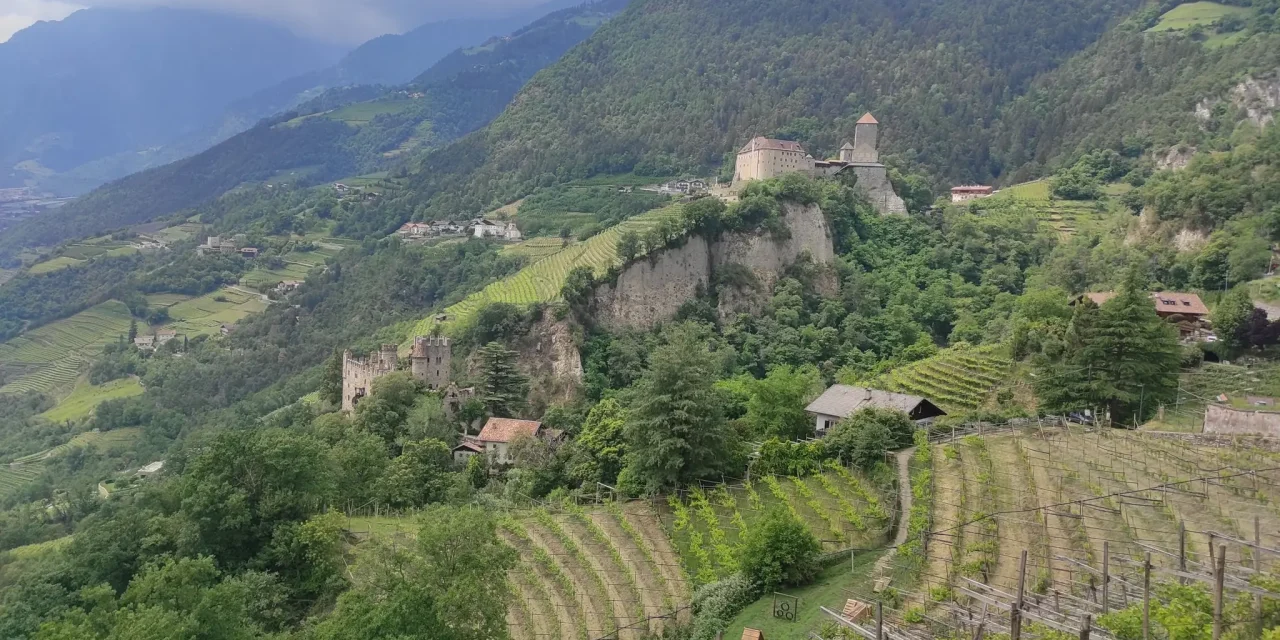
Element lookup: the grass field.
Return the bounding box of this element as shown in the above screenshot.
[906,428,1280,631]
[148,222,204,245]
[405,204,684,342]
[327,99,417,125]
[39,377,144,423]
[26,237,143,275]
[727,550,884,635]
[871,345,1014,413]
[27,256,86,274]
[1147,1,1251,31]
[238,240,352,289]
[165,287,270,336]
[0,301,134,397]
[986,180,1117,239]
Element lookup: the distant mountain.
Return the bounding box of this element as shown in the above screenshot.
[0,7,345,190]
[0,0,627,259]
[23,0,587,198]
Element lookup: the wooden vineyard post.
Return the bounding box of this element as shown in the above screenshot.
[1213,545,1226,640]
[1143,552,1152,640]
[1179,521,1187,583]
[876,600,884,640]
[1080,614,1092,640]
[1255,516,1264,640]
[973,604,988,640]
[1102,541,1110,614]
[1012,549,1027,640]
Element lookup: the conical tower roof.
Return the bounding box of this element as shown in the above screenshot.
[840,142,855,150]
[856,112,879,125]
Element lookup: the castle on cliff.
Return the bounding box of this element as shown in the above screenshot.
[341,336,467,411]
[732,113,907,215]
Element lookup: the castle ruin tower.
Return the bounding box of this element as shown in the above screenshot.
[839,142,856,163]
[850,112,879,163]
[410,336,452,390]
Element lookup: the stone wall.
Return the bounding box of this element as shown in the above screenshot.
[1203,404,1280,437]
[592,201,836,330]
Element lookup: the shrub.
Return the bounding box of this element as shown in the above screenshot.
[738,507,821,591]
[689,574,757,640]
[825,408,916,468]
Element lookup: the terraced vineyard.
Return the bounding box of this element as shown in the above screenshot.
[662,468,895,587]
[39,377,145,423]
[349,499,694,639]
[985,180,1121,240]
[238,240,355,289]
[165,287,270,336]
[406,204,683,340]
[906,428,1280,622]
[0,428,141,499]
[875,346,1013,413]
[502,236,574,262]
[0,301,134,397]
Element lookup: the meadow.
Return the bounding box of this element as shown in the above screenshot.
[1147,1,1252,31]
[164,286,270,336]
[38,377,145,423]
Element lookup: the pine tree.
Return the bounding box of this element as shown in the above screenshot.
[621,326,731,493]
[1037,272,1180,425]
[127,319,138,343]
[478,342,527,417]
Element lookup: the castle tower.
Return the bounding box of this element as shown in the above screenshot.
[851,112,879,164]
[839,142,856,163]
[379,344,399,369]
[410,336,452,390]
[341,346,400,412]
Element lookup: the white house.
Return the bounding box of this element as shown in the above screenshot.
[804,385,946,435]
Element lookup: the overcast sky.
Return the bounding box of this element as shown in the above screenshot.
[0,0,553,44]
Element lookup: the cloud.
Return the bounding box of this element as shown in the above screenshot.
[2,0,557,44]
[0,0,83,43]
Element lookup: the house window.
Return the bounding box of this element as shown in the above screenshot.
[824,419,833,431]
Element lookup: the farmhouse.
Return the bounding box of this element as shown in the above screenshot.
[452,438,485,464]
[472,219,522,240]
[1074,291,1210,338]
[396,222,431,238]
[951,185,994,202]
[805,385,946,435]
[133,335,156,350]
[155,329,178,345]
[475,417,545,465]
[732,113,906,214]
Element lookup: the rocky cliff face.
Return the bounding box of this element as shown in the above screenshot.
[592,201,836,330]
[515,314,584,413]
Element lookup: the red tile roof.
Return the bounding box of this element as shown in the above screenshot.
[740,137,806,154]
[1078,291,1210,317]
[857,112,879,125]
[453,440,484,453]
[477,418,542,443]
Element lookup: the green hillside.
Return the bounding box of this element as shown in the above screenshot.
[0,0,627,261]
[403,0,1144,217]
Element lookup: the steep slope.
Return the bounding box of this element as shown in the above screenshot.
[0,7,344,186]
[0,0,627,261]
[401,0,1144,216]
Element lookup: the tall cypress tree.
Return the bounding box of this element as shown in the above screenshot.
[478,342,527,417]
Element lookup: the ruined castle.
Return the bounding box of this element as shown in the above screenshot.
[732,113,907,215]
[341,336,461,411]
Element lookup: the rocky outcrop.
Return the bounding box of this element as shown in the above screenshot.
[515,315,584,411]
[847,165,907,215]
[592,201,836,330]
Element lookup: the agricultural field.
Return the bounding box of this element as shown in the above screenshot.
[873,345,1014,413]
[26,236,143,274]
[1147,1,1251,31]
[165,287,270,336]
[0,301,134,397]
[239,236,355,290]
[39,377,145,423]
[348,499,694,639]
[502,237,575,263]
[984,180,1119,240]
[898,428,1280,636]
[0,268,14,285]
[0,428,140,500]
[146,222,204,245]
[406,204,684,341]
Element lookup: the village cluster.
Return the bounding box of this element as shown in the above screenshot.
[392,217,523,241]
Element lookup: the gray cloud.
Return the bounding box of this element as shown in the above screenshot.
[2,0,555,44]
